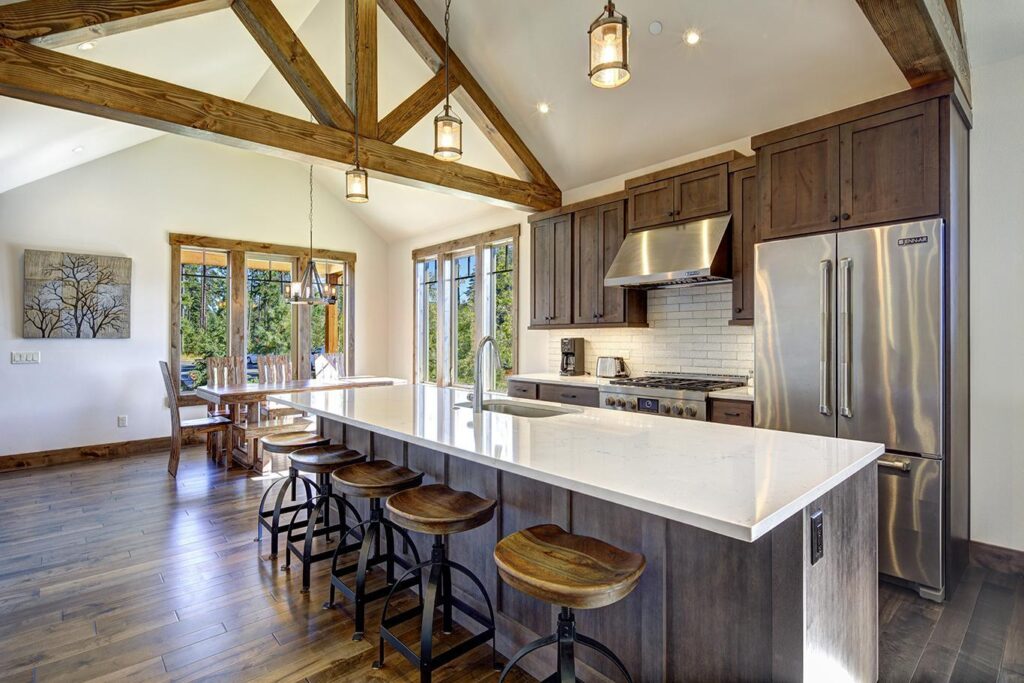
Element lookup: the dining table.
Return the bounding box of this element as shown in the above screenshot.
[195,375,404,469]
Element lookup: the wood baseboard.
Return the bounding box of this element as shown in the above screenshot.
[0,435,200,472]
[971,540,1024,575]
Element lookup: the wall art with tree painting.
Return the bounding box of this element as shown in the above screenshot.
[23,250,132,339]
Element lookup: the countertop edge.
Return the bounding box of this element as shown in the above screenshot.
[271,392,882,543]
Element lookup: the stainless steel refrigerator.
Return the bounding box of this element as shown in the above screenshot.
[754,219,949,600]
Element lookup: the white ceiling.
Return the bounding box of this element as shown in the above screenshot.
[2,0,1019,242]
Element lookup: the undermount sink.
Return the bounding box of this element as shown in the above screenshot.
[456,399,576,419]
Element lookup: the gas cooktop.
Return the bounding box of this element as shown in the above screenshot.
[609,372,747,393]
[599,372,748,420]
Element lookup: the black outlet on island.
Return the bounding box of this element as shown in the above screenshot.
[810,510,825,565]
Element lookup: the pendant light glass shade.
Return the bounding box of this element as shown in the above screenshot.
[346,166,368,203]
[588,2,630,89]
[433,106,463,161]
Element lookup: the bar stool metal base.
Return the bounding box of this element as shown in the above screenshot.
[282,472,363,593]
[254,467,318,558]
[499,607,633,683]
[374,536,498,683]
[324,499,423,640]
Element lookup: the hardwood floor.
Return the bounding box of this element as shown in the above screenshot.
[0,447,1021,682]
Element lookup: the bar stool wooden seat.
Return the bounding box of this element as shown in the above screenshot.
[281,446,366,592]
[374,483,499,682]
[493,524,646,682]
[324,460,425,639]
[253,432,333,558]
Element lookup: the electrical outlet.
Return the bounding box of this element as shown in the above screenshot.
[810,510,825,565]
[10,351,40,364]
[117,415,128,428]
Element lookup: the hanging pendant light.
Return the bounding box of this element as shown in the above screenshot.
[433,0,462,161]
[290,165,338,305]
[347,8,370,203]
[588,1,630,89]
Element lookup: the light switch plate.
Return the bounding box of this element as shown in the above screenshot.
[11,351,41,364]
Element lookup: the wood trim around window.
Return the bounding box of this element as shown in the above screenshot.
[169,233,356,401]
[410,224,520,261]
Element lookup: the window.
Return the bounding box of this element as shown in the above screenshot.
[178,248,229,392]
[169,234,356,401]
[415,258,439,384]
[413,225,519,389]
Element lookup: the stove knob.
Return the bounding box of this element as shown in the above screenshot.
[684,406,698,418]
[616,399,626,408]
[661,405,671,414]
[673,405,684,416]
[626,400,637,410]
[605,397,616,406]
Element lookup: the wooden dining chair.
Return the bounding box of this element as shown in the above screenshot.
[257,354,293,384]
[314,352,346,379]
[160,361,231,477]
[205,355,246,417]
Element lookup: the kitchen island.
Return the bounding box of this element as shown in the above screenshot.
[272,384,882,682]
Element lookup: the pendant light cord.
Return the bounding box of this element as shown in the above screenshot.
[308,161,314,257]
[353,9,361,168]
[443,0,451,111]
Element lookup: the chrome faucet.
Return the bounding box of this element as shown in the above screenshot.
[473,335,501,413]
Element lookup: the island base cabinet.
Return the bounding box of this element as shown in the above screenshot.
[326,421,878,682]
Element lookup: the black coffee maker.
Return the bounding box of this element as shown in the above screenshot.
[559,337,584,376]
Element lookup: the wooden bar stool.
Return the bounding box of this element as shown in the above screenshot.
[493,525,646,683]
[324,460,425,640]
[375,483,499,682]
[282,445,366,592]
[254,431,331,558]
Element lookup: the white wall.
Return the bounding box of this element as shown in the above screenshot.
[969,53,1024,551]
[0,135,390,457]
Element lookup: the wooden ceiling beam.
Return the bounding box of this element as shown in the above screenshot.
[856,0,971,104]
[232,0,353,131]
[377,67,456,144]
[0,37,560,211]
[347,0,377,138]
[0,0,230,48]
[378,0,557,189]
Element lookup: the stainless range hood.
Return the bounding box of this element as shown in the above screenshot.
[604,214,733,289]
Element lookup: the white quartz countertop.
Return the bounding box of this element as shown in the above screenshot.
[508,373,615,388]
[708,386,755,402]
[271,385,882,542]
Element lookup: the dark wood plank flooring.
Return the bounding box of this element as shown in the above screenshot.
[0,447,1021,682]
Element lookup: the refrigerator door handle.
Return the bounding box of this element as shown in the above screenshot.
[839,257,853,418]
[818,260,832,416]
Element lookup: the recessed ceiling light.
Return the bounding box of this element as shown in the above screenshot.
[72,146,85,153]
[684,29,701,46]
[77,41,96,51]
[536,102,551,115]
[649,21,663,36]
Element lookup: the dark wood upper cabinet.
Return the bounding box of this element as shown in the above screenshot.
[756,99,942,241]
[628,164,729,231]
[530,214,572,327]
[757,127,841,241]
[573,200,645,326]
[627,179,674,230]
[675,165,729,222]
[730,168,757,322]
[839,99,939,229]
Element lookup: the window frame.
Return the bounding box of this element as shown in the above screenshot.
[412,225,519,389]
[169,233,356,404]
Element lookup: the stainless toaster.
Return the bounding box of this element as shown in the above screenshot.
[595,356,628,378]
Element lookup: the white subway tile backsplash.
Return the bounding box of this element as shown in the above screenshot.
[547,286,754,378]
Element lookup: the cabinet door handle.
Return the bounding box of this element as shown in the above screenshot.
[830,215,839,223]
[842,212,851,220]
[560,393,577,400]
[724,411,742,417]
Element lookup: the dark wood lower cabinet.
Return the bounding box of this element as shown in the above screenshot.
[709,398,754,427]
[325,423,878,683]
[506,380,538,400]
[537,383,598,407]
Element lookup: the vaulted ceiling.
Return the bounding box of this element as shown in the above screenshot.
[1,1,1020,243]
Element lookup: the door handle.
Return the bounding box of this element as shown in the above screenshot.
[839,257,853,418]
[818,260,832,416]
[878,455,911,472]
